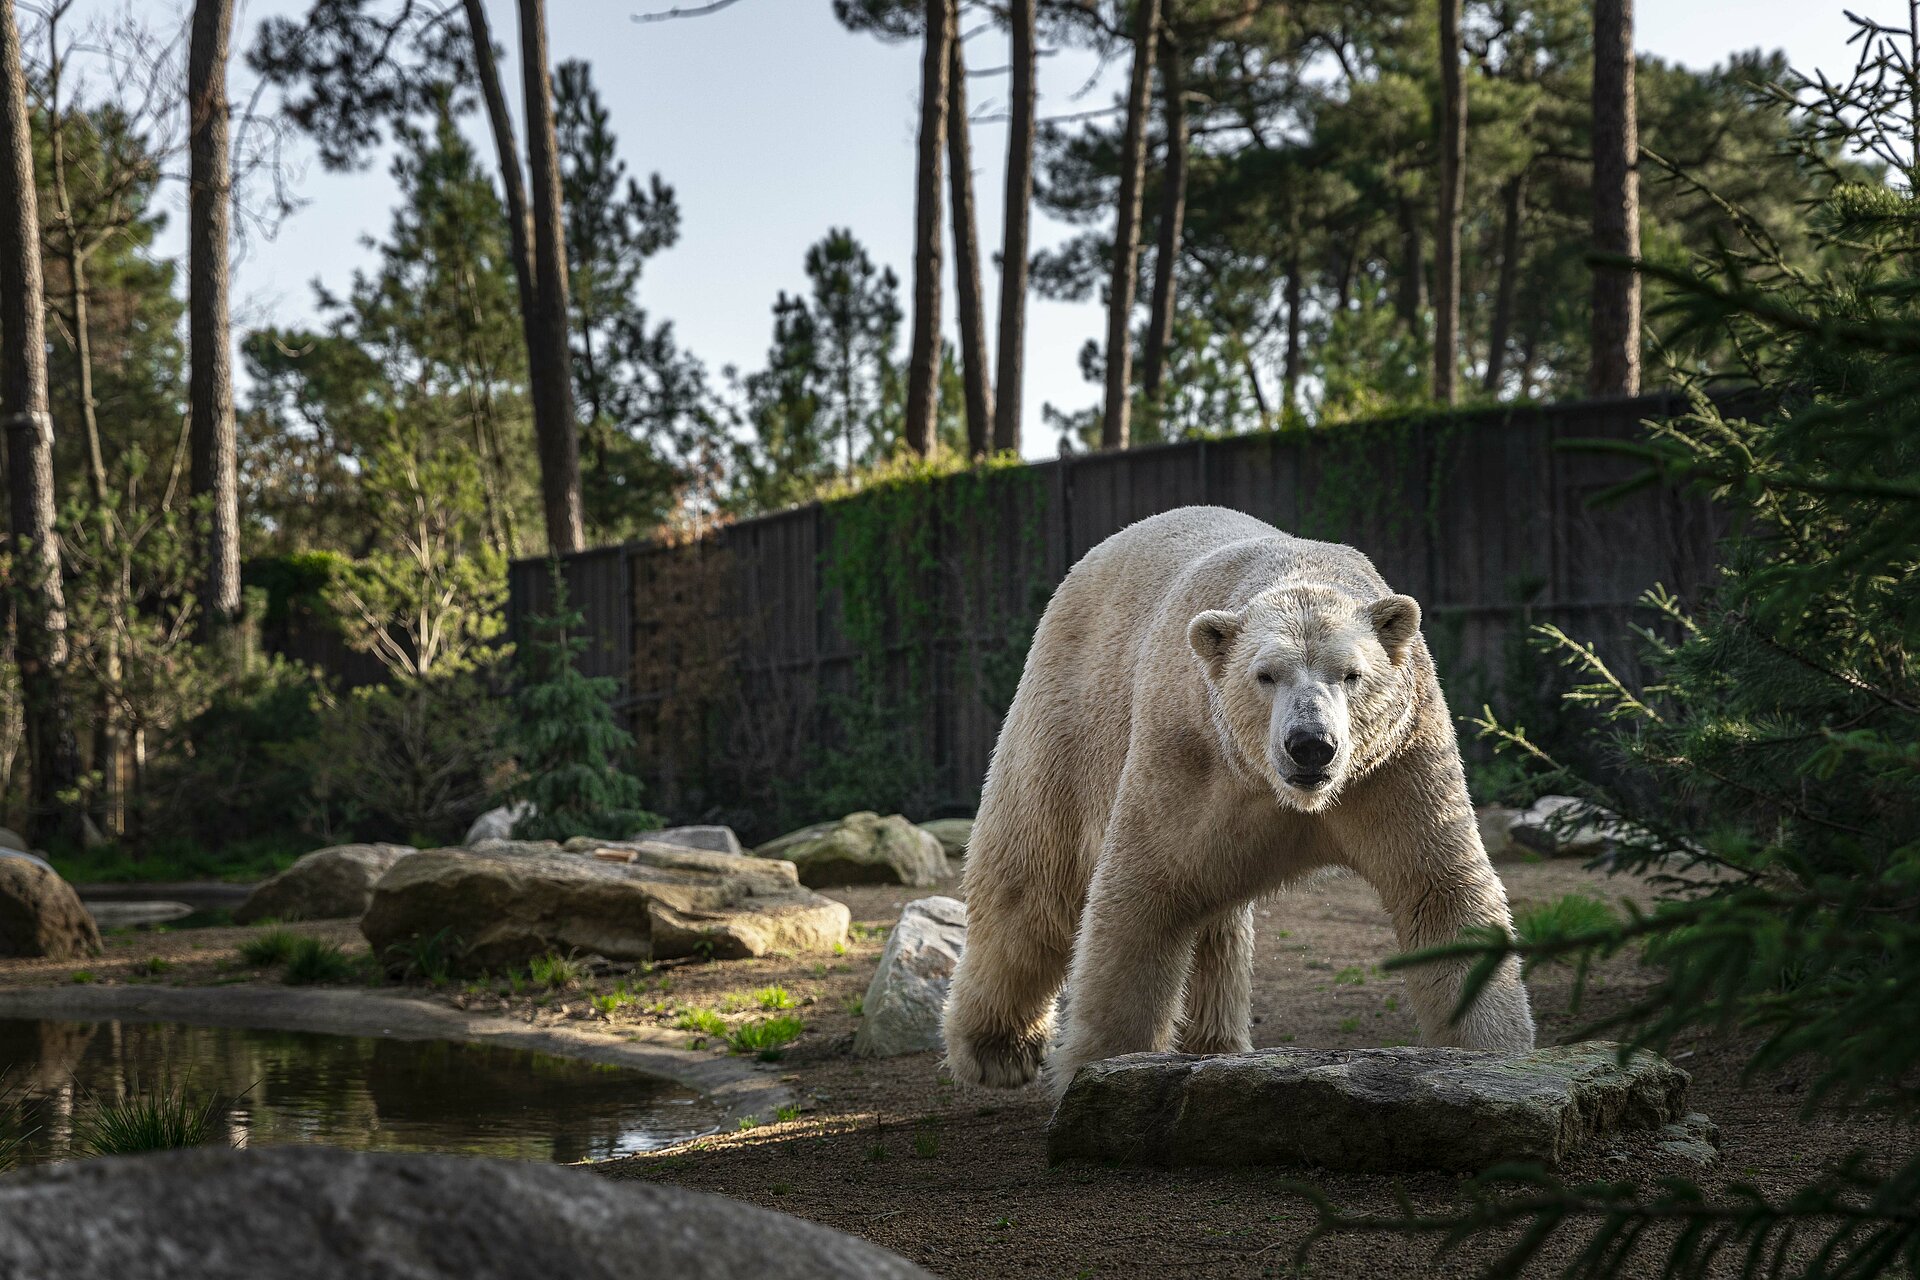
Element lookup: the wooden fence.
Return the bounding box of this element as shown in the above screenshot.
[507,392,1725,835]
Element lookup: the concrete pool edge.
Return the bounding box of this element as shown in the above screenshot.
[0,984,793,1138]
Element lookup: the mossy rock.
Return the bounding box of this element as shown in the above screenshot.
[753,812,949,888]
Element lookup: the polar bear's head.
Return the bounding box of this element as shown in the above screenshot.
[1187,584,1421,812]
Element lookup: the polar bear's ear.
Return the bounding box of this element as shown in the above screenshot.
[1367,594,1422,663]
[1187,609,1243,681]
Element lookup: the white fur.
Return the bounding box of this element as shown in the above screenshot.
[941,507,1534,1096]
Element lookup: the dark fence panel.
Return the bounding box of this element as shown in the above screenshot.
[509,392,1723,835]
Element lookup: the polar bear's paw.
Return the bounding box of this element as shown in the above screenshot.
[945,1024,1048,1089]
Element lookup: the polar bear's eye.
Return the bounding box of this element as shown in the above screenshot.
[1255,671,1276,687]
[1343,671,1363,685]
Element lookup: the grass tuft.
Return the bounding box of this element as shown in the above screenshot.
[282,937,359,985]
[753,985,796,1010]
[73,1081,225,1157]
[528,952,587,988]
[1515,893,1617,952]
[675,1008,728,1037]
[727,1014,804,1059]
[383,927,461,985]
[238,928,301,968]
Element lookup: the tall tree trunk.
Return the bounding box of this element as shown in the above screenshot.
[47,16,122,835]
[904,0,953,458]
[44,19,105,507]
[463,1,537,333]
[1283,247,1303,418]
[1395,197,1425,330]
[188,0,241,628]
[1434,0,1465,405]
[1100,0,1161,450]
[946,32,993,458]
[1140,29,1187,413]
[517,0,585,552]
[0,0,80,841]
[992,0,1036,454]
[1483,170,1527,394]
[1590,0,1640,396]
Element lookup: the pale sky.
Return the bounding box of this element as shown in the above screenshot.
[75,1,1872,458]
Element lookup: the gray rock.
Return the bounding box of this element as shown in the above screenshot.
[0,1146,933,1280]
[1476,806,1522,858]
[86,901,195,929]
[917,818,973,863]
[754,812,949,888]
[362,840,848,973]
[0,856,101,960]
[0,826,27,853]
[1657,1112,1722,1166]
[635,825,745,856]
[0,848,52,872]
[853,896,967,1058]
[1510,795,1623,859]
[1047,1042,1691,1172]
[463,801,534,846]
[235,843,416,924]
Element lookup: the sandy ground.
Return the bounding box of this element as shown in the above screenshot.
[6,853,1914,1278]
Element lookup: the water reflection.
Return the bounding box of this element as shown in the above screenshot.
[0,1019,724,1165]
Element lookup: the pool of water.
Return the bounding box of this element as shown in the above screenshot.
[0,1018,727,1165]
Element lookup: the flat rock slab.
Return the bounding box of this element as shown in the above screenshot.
[362,840,847,972]
[1047,1043,1691,1173]
[0,1146,933,1280]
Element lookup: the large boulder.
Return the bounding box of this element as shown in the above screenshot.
[0,1146,934,1280]
[917,818,972,863]
[853,895,967,1058]
[0,826,27,853]
[1047,1043,1691,1172]
[235,844,416,924]
[362,840,848,973]
[755,812,949,888]
[0,855,102,960]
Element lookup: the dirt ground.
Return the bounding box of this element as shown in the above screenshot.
[7,853,1914,1278]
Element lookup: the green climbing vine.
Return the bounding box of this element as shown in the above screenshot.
[783,453,1049,827]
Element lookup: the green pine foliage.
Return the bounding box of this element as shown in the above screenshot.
[1298,15,1920,1276]
[508,571,659,843]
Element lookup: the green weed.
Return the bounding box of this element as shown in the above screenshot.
[283,937,359,985]
[727,1015,804,1059]
[237,929,301,967]
[73,1081,225,1157]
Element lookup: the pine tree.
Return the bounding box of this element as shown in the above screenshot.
[508,570,656,843]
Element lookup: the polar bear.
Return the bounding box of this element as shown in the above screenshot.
[942,506,1534,1093]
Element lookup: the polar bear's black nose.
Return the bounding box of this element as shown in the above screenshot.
[1286,732,1336,771]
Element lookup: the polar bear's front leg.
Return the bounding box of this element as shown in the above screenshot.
[1328,749,1535,1053]
[1045,858,1206,1097]
[1176,904,1255,1055]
